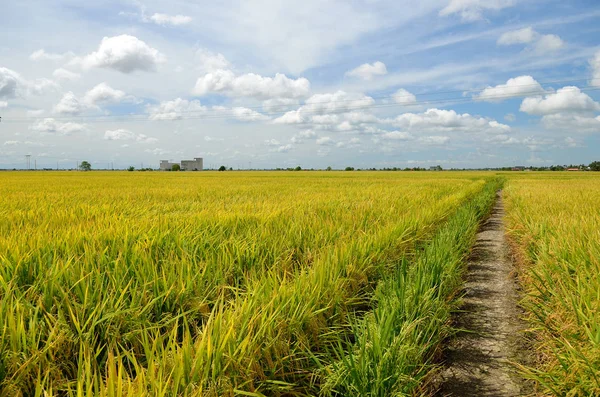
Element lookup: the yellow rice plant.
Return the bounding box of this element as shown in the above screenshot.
[504,173,600,396]
[0,171,492,396]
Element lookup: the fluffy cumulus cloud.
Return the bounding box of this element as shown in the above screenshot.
[541,113,600,133]
[498,27,564,54]
[386,108,511,134]
[1,67,58,98]
[74,35,165,73]
[193,69,310,99]
[0,67,21,99]
[104,129,157,143]
[82,83,127,105]
[382,130,413,140]
[316,136,335,146]
[439,0,515,22]
[53,92,83,114]
[346,61,388,80]
[148,98,206,120]
[0,101,7,108]
[274,91,375,124]
[392,88,417,105]
[520,86,600,115]
[53,83,129,114]
[213,106,270,121]
[475,75,544,102]
[29,118,86,135]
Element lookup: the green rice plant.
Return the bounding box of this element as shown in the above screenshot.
[504,173,600,396]
[321,177,502,396]
[0,171,494,396]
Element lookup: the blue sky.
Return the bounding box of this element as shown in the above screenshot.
[1,0,599,169]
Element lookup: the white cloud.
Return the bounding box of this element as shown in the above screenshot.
[145,148,170,156]
[29,118,86,135]
[386,108,511,134]
[540,113,600,133]
[316,137,335,146]
[440,0,515,22]
[0,67,21,99]
[104,129,136,140]
[590,51,600,87]
[195,49,232,73]
[520,86,600,115]
[193,69,310,99]
[75,35,165,73]
[149,13,192,26]
[420,135,450,145]
[148,98,206,120]
[52,68,81,82]
[497,27,536,45]
[382,130,413,140]
[504,113,516,122]
[273,91,375,124]
[264,139,281,147]
[3,140,19,146]
[53,83,129,114]
[54,91,84,114]
[213,106,270,121]
[497,27,564,54]
[475,75,544,102]
[392,88,417,105]
[29,49,74,62]
[0,101,7,108]
[346,61,387,80]
[104,129,158,143]
[82,83,127,106]
[275,144,293,153]
[262,98,299,112]
[533,34,564,53]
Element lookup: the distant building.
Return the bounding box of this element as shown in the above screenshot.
[181,158,204,171]
[512,166,525,171]
[567,168,580,171]
[160,158,203,171]
[160,160,177,171]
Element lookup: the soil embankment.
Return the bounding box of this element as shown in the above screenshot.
[436,192,530,396]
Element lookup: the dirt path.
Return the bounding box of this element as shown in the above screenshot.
[436,192,529,396]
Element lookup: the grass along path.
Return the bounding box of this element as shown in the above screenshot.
[436,191,530,396]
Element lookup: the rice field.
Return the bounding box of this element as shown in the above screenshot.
[504,174,600,396]
[0,171,503,396]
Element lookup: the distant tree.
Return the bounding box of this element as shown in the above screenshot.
[326,166,332,171]
[171,164,181,171]
[295,166,302,171]
[345,166,354,171]
[127,166,135,171]
[229,167,233,171]
[590,161,600,171]
[80,161,91,171]
[218,165,226,171]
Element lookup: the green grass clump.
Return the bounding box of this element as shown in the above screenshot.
[321,177,502,396]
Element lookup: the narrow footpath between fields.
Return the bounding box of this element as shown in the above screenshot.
[436,192,531,396]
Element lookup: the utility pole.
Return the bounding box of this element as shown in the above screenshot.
[34,160,36,170]
[25,155,31,170]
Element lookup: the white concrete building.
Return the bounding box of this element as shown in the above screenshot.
[181,158,203,171]
[160,158,203,171]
